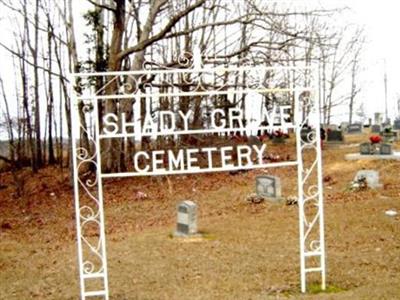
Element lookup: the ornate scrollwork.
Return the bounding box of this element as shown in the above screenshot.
[73,101,106,278]
[298,87,325,262]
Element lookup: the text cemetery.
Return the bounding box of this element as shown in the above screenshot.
[100,105,292,174]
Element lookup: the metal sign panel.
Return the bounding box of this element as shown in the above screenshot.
[69,62,326,298]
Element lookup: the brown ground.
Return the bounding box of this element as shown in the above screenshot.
[0,133,399,299]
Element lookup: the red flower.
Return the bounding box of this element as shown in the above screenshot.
[369,135,382,144]
[274,130,284,138]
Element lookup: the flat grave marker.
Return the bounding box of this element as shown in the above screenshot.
[354,170,382,189]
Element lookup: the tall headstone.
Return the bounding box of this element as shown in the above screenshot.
[374,112,383,125]
[256,175,282,202]
[354,170,382,189]
[175,200,197,236]
[347,123,363,134]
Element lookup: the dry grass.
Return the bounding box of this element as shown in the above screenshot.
[0,132,400,299]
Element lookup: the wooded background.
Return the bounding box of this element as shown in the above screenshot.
[0,0,365,174]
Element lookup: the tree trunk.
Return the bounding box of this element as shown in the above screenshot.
[47,19,56,164]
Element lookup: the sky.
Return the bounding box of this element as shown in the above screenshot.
[0,0,400,129]
[347,0,400,120]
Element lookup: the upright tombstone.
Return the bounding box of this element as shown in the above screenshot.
[380,143,393,155]
[340,122,349,132]
[360,143,371,155]
[354,170,382,189]
[327,130,344,143]
[175,200,198,236]
[347,123,363,134]
[371,124,382,133]
[255,175,282,202]
[393,119,400,130]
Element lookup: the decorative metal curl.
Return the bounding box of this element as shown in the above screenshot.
[310,240,321,252]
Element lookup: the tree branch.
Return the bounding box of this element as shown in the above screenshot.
[86,0,116,12]
[117,0,206,61]
[0,41,69,82]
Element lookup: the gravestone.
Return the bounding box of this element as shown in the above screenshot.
[175,200,197,236]
[327,130,344,143]
[374,113,383,125]
[393,119,400,130]
[371,124,382,133]
[354,170,382,188]
[360,143,371,155]
[382,120,391,129]
[380,143,393,155]
[340,122,349,131]
[381,131,396,143]
[256,175,282,202]
[347,123,363,134]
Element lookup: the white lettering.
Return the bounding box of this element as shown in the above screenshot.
[220,146,234,168]
[103,113,119,135]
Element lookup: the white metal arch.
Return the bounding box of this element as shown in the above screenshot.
[69,63,326,299]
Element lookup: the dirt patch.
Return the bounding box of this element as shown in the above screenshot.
[0,135,399,299]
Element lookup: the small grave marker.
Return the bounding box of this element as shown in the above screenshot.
[347,123,363,134]
[256,175,282,202]
[371,124,382,133]
[354,170,382,188]
[360,143,371,155]
[340,122,349,131]
[394,119,400,130]
[327,130,344,143]
[380,143,393,155]
[175,200,197,236]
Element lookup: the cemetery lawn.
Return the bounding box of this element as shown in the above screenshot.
[1,133,400,299]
